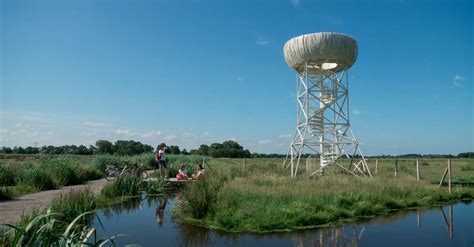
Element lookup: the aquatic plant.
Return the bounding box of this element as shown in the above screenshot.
[0,210,117,247]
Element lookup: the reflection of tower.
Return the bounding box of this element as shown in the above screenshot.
[283,32,371,177]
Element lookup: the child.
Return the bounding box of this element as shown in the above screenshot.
[192,164,205,179]
[176,165,189,180]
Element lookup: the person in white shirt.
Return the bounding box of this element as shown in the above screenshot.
[155,144,167,178]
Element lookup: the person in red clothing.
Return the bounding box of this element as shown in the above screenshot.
[176,165,189,180]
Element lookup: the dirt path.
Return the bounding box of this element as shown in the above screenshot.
[0,178,108,226]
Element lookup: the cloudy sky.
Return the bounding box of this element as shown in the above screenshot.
[1,0,472,155]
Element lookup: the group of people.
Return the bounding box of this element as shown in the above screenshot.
[155,143,205,180]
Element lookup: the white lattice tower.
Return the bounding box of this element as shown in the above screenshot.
[282,32,371,177]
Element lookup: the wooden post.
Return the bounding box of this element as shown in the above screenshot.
[416,158,420,180]
[375,159,378,174]
[448,159,452,194]
[439,167,448,188]
[394,159,398,177]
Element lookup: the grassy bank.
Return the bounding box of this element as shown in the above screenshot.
[175,158,474,232]
[0,153,204,198]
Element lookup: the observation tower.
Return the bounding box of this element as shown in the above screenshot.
[283,32,371,177]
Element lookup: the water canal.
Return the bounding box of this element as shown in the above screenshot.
[92,195,473,247]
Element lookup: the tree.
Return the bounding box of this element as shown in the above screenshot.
[95,140,114,154]
[168,145,181,154]
[182,149,189,155]
[197,144,209,156]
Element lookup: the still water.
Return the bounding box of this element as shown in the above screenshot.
[93,195,474,247]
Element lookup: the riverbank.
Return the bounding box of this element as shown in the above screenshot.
[175,163,474,233]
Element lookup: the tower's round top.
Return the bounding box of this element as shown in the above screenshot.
[284,32,358,73]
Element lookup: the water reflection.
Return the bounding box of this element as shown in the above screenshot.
[92,196,473,247]
[156,196,168,225]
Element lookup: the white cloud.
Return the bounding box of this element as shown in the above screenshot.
[142,131,162,138]
[256,36,269,46]
[258,139,273,145]
[291,0,301,8]
[82,121,112,128]
[163,135,177,141]
[452,74,464,86]
[0,129,9,134]
[80,131,97,136]
[116,129,136,136]
[182,131,196,138]
[29,132,39,137]
[352,109,361,116]
[279,134,292,139]
[47,131,55,135]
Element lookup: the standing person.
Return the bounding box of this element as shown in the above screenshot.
[156,143,167,178]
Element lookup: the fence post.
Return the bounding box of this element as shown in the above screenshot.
[416,158,420,180]
[375,159,378,174]
[448,159,452,194]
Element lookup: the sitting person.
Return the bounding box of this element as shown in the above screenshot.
[192,164,205,180]
[176,165,189,180]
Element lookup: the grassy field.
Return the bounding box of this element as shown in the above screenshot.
[0,153,201,199]
[1,154,473,234]
[175,157,474,232]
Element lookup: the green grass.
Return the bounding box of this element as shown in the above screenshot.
[1,210,117,246]
[174,158,474,233]
[100,175,142,198]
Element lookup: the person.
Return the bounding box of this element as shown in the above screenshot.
[176,165,189,180]
[192,164,205,180]
[156,144,167,178]
[156,196,168,226]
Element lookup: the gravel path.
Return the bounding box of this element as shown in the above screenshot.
[0,178,109,226]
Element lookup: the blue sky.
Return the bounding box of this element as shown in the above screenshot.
[1,0,472,155]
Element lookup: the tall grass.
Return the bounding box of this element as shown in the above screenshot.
[175,159,474,232]
[1,210,117,246]
[1,156,104,197]
[50,189,96,223]
[100,175,142,198]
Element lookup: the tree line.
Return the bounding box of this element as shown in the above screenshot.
[1,142,472,159]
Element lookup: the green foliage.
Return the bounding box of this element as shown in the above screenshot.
[19,165,55,191]
[95,139,115,154]
[145,179,169,195]
[114,140,153,156]
[50,189,96,223]
[101,175,142,198]
[460,164,474,171]
[0,210,117,247]
[179,177,223,219]
[175,159,474,232]
[0,164,15,186]
[0,186,12,200]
